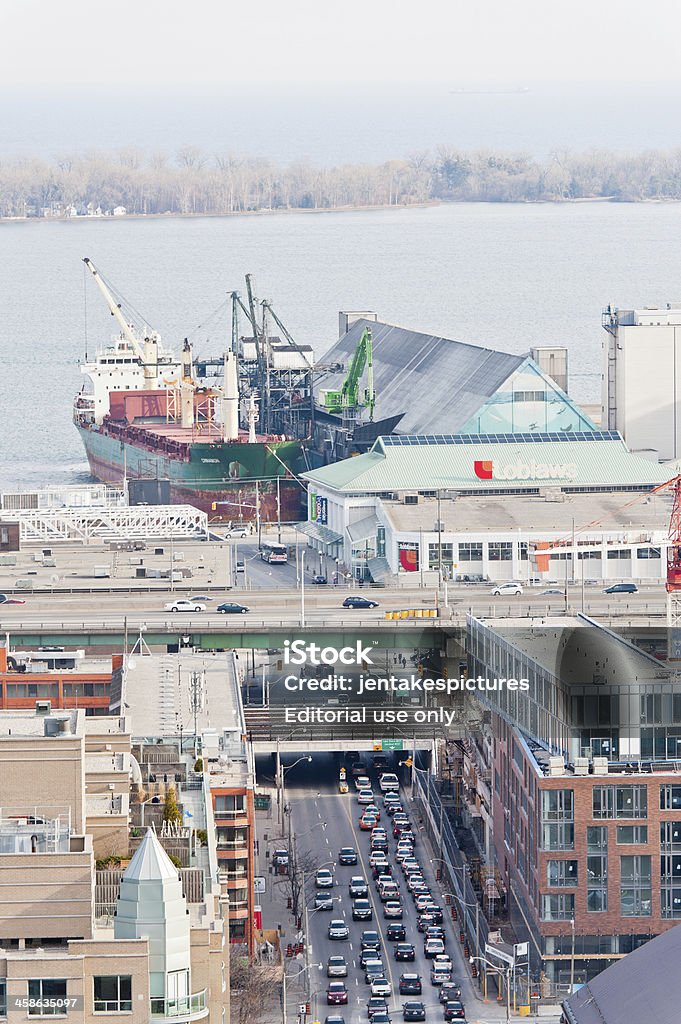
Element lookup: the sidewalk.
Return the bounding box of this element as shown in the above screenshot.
[252,774,310,1024]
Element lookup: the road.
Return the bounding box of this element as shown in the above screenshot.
[0,582,669,628]
[274,753,510,1024]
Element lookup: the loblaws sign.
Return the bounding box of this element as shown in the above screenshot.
[474,459,578,481]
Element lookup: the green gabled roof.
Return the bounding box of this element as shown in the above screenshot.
[302,433,671,494]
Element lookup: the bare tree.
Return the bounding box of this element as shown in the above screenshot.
[229,948,279,1024]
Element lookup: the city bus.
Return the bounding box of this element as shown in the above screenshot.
[260,542,288,564]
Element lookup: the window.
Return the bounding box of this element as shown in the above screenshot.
[661,822,681,851]
[216,826,248,848]
[661,785,681,810]
[513,390,546,402]
[0,979,6,1018]
[587,827,608,913]
[620,855,652,917]
[428,542,453,570]
[519,541,528,561]
[214,794,245,815]
[541,790,574,851]
[27,980,67,1016]
[593,785,647,819]
[607,549,629,560]
[459,542,482,562]
[488,542,513,561]
[617,825,648,844]
[637,547,661,559]
[541,893,574,921]
[94,977,132,1013]
[376,525,386,559]
[547,860,578,887]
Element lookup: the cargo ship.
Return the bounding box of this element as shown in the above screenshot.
[73,259,305,520]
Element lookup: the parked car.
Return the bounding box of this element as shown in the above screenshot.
[165,599,205,612]
[271,848,289,867]
[338,846,358,865]
[399,973,422,995]
[216,602,249,613]
[342,596,379,609]
[327,955,348,977]
[490,582,522,596]
[604,582,638,594]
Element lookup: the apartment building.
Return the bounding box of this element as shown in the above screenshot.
[206,726,257,955]
[465,614,681,989]
[0,708,226,1023]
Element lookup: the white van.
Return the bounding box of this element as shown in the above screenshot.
[379,772,399,793]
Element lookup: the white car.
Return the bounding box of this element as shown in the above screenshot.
[370,976,391,996]
[357,789,375,805]
[491,582,523,596]
[378,773,399,793]
[165,599,206,612]
[227,526,249,537]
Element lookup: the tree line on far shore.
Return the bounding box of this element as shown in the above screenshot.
[3,144,681,218]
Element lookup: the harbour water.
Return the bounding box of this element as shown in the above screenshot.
[3,199,681,490]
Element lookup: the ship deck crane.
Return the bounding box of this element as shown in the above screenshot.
[83,257,159,384]
[321,327,375,421]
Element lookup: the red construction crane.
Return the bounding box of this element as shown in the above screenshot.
[666,476,681,592]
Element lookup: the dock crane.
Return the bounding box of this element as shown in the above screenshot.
[320,327,375,421]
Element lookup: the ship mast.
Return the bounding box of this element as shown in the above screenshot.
[82,257,159,387]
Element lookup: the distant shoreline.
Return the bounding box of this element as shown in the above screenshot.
[0,195,662,228]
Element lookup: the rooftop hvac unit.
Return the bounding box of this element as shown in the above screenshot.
[574,756,589,776]
[592,756,609,776]
[548,755,565,776]
[404,494,419,505]
[35,700,51,715]
[540,488,565,502]
[434,521,445,531]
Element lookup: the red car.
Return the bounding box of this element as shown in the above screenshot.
[360,814,378,830]
[326,982,348,1005]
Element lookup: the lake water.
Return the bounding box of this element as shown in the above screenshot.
[2,199,681,490]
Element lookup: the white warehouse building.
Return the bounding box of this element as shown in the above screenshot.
[602,303,681,461]
[300,432,673,585]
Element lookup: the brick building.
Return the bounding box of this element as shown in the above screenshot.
[0,647,124,715]
[465,613,681,989]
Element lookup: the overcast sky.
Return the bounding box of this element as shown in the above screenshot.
[3,0,681,87]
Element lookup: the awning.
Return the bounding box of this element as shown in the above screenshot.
[347,513,379,543]
[367,556,393,582]
[295,521,343,546]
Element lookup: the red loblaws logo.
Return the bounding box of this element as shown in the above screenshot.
[474,460,494,480]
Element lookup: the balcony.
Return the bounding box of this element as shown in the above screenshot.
[150,990,208,1021]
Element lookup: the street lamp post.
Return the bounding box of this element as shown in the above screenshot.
[569,916,576,995]
[301,549,306,628]
[278,755,312,828]
[470,956,513,1024]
